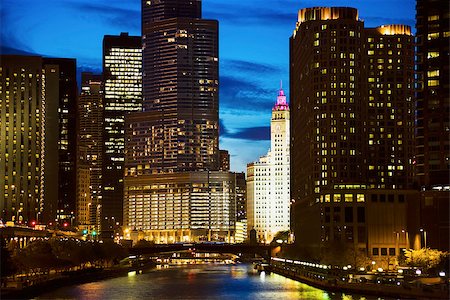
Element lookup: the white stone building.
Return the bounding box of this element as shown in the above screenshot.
[247,86,290,243]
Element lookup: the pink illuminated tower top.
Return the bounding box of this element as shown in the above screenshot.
[273,81,289,111]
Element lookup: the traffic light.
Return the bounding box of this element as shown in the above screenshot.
[82,229,88,235]
[92,231,97,236]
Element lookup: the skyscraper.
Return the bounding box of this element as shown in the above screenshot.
[123,0,235,243]
[414,0,449,251]
[102,33,142,236]
[290,7,417,267]
[0,55,59,224]
[77,72,103,231]
[365,26,415,189]
[42,58,78,225]
[247,86,290,243]
[415,0,449,188]
[141,0,219,172]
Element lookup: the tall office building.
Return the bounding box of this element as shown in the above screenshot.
[141,0,219,172]
[415,0,449,188]
[0,55,59,224]
[247,87,290,243]
[414,0,449,251]
[290,7,417,267]
[77,73,103,230]
[123,0,236,243]
[102,33,142,236]
[42,58,78,225]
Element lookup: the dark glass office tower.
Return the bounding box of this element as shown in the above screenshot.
[415,0,449,188]
[123,1,234,243]
[102,33,142,237]
[142,0,201,25]
[42,58,78,225]
[141,0,219,172]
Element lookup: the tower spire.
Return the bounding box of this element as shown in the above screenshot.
[274,81,289,111]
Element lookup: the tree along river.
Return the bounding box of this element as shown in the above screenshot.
[37,264,369,299]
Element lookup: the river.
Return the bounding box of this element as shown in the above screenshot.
[36,264,367,299]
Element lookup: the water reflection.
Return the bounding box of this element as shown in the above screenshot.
[37,264,368,299]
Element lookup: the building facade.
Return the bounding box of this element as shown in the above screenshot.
[102,33,142,236]
[42,58,78,225]
[0,55,59,224]
[219,150,230,171]
[415,0,449,188]
[123,0,236,242]
[124,171,236,243]
[414,0,449,251]
[141,0,219,172]
[77,72,103,231]
[290,7,417,265]
[247,87,290,243]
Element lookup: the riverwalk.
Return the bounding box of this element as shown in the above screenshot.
[270,257,449,299]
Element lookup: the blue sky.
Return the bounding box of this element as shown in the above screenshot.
[0,0,416,172]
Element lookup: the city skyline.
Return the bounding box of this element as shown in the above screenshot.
[1,0,449,298]
[0,0,417,172]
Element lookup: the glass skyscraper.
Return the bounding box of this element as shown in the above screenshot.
[102,33,142,237]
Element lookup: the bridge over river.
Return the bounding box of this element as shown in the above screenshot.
[129,243,276,259]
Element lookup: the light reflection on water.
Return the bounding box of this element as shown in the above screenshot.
[36,264,368,300]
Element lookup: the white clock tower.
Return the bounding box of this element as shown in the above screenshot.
[247,83,290,243]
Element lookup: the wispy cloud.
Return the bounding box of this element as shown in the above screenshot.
[67,1,141,31]
[223,59,282,74]
[226,126,271,141]
[220,118,270,141]
[220,75,274,111]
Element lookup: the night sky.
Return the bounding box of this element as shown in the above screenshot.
[0,0,416,172]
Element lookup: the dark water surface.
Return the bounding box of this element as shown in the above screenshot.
[36,264,369,299]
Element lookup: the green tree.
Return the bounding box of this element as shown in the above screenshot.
[403,248,446,273]
[14,240,59,274]
[320,241,371,269]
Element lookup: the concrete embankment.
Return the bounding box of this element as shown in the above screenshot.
[270,263,449,299]
[1,265,154,299]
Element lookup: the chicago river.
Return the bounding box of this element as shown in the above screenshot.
[36,264,364,299]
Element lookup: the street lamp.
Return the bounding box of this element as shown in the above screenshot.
[419,228,427,248]
[401,229,409,249]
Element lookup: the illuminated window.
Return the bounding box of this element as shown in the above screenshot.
[427,70,439,77]
[325,195,331,202]
[427,51,439,59]
[333,194,341,202]
[427,33,439,40]
[345,194,353,202]
[428,80,439,86]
